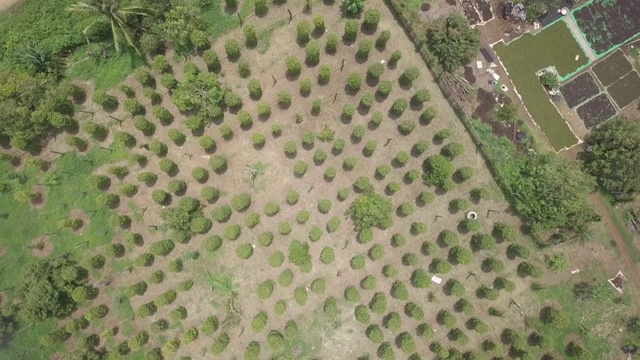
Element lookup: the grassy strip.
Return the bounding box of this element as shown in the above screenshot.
[532,265,621,358]
[493,21,586,150]
[604,200,640,263]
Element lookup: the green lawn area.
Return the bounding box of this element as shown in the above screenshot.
[494,20,588,150]
[531,263,633,358]
[0,147,129,358]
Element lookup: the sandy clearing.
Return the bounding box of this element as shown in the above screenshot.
[0,0,22,13]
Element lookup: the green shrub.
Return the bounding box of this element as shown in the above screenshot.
[377,80,392,97]
[410,269,430,288]
[366,324,384,343]
[201,316,219,336]
[482,257,505,272]
[344,19,358,41]
[284,140,297,156]
[430,258,452,274]
[391,281,409,300]
[211,333,230,354]
[368,244,385,261]
[337,187,349,201]
[310,277,326,294]
[236,243,254,259]
[293,161,308,176]
[123,98,144,116]
[389,50,403,66]
[296,20,311,44]
[356,39,372,60]
[92,90,118,109]
[223,224,241,240]
[202,49,220,71]
[332,138,346,153]
[347,72,362,92]
[224,38,241,59]
[327,217,340,233]
[340,157,356,173]
[385,312,402,332]
[470,233,497,251]
[268,251,285,267]
[305,40,320,65]
[376,30,391,48]
[285,55,302,76]
[257,280,275,299]
[294,287,307,306]
[369,292,386,314]
[351,255,366,270]
[355,304,370,324]
[518,261,543,278]
[297,210,310,224]
[382,264,397,278]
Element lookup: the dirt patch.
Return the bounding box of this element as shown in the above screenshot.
[30,235,54,258]
[0,0,22,12]
[576,93,617,129]
[560,71,601,108]
[0,247,5,257]
[30,184,47,209]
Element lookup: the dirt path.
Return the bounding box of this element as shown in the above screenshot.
[589,192,640,288]
[0,0,22,13]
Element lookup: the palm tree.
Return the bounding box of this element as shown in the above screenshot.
[67,0,153,54]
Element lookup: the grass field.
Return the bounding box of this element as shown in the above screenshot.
[493,20,588,150]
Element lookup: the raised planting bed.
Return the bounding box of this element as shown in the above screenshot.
[460,0,481,25]
[573,0,640,55]
[560,71,600,108]
[592,50,633,87]
[577,93,617,129]
[493,20,587,150]
[475,0,493,22]
[607,71,640,108]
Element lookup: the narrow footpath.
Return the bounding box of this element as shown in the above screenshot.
[564,15,597,62]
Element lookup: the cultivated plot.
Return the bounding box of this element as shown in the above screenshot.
[592,49,633,87]
[560,71,600,108]
[607,71,640,109]
[577,93,617,129]
[493,21,587,150]
[573,0,640,55]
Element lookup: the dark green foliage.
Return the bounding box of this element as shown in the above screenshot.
[509,243,530,260]
[410,269,430,288]
[442,142,465,159]
[348,192,393,230]
[583,117,640,200]
[17,257,86,322]
[325,32,339,53]
[400,67,420,85]
[355,304,370,324]
[391,281,409,300]
[423,155,454,187]
[366,324,384,343]
[356,40,372,60]
[285,55,302,76]
[470,233,497,251]
[428,14,480,72]
[347,72,362,92]
[390,98,408,116]
[411,89,431,105]
[343,19,359,41]
[224,39,241,59]
[518,261,543,278]
[369,292,386,314]
[444,279,465,297]
[513,153,597,232]
[389,50,403,66]
[363,9,381,29]
[449,245,472,264]
[376,30,391,48]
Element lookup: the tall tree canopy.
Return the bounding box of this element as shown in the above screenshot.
[0,72,76,150]
[17,257,87,322]
[583,117,640,201]
[427,14,480,72]
[511,152,597,232]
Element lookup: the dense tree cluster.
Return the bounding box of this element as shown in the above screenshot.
[583,117,640,201]
[17,257,87,322]
[427,14,480,72]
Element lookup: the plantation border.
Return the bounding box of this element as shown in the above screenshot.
[382,0,520,207]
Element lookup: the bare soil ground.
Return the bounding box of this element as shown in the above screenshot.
[0,0,21,13]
